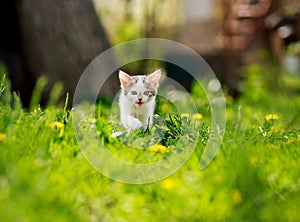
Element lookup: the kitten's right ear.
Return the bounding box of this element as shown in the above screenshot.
[119,70,132,88]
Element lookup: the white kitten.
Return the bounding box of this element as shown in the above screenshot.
[118,69,161,131]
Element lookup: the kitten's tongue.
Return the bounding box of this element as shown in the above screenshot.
[136,101,143,107]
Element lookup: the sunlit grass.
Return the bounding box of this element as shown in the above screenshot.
[0,65,300,221]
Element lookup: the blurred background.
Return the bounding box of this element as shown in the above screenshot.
[0,0,299,106]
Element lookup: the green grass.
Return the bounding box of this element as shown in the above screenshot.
[0,64,300,221]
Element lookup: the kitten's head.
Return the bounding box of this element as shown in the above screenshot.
[119,69,161,107]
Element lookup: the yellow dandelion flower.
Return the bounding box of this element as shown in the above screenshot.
[161,104,169,112]
[50,121,64,130]
[154,114,160,118]
[232,189,243,205]
[287,138,300,144]
[87,117,96,123]
[181,113,190,119]
[192,113,203,120]
[266,144,278,149]
[0,133,6,141]
[161,178,176,189]
[265,114,279,121]
[250,156,258,165]
[149,144,167,153]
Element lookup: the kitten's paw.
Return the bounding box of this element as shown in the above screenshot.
[128,118,143,131]
[111,131,124,138]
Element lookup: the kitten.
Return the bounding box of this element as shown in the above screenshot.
[118,69,161,131]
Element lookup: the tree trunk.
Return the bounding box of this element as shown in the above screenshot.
[16,0,118,104]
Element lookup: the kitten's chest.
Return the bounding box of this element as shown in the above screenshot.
[129,105,150,120]
[120,100,154,123]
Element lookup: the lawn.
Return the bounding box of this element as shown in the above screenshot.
[0,64,300,221]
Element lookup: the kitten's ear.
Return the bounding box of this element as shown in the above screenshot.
[147,69,161,89]
[119,70,132,88]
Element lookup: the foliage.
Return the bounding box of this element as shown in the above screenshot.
[0,65,300,221]
[93,0,182,44]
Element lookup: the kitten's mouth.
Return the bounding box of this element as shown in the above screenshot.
[136,101,144,107]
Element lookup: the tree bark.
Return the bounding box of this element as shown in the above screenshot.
[16,0,118,104]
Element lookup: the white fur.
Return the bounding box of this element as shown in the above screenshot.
[118,70,161,131]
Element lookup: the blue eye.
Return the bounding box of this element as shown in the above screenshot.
[144,91,150,96]
[131,91,137,95]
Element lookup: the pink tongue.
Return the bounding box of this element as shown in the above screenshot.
[137,102,143,107]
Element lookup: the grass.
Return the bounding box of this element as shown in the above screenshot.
[0,64,300,221]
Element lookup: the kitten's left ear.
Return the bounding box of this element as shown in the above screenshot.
[147,69,161,88]
[119,70,132,88]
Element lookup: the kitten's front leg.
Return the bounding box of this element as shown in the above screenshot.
[125,115,143,131]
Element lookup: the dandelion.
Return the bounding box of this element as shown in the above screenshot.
[192,113,203,120]
[161,104,169,112]
[161,178,176,189]
[266,144,278,149]
[287,138,300,144]
[232,189,243,205]
[0,133,6,141]
[149,144,167,153]
[50,121,64,130]
[154,114,160,118]
[265,114,279,121]
[181,113,190,119]
[250,156,258,165]
[86,117,96,123]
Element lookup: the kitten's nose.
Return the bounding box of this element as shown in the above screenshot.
[138,94,142,101]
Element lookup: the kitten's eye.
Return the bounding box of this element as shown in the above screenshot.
[144,91,150,96]
[131,91,137,95]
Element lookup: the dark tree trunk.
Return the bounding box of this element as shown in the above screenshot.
[0,1,34,106]
[16,0,118,104]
